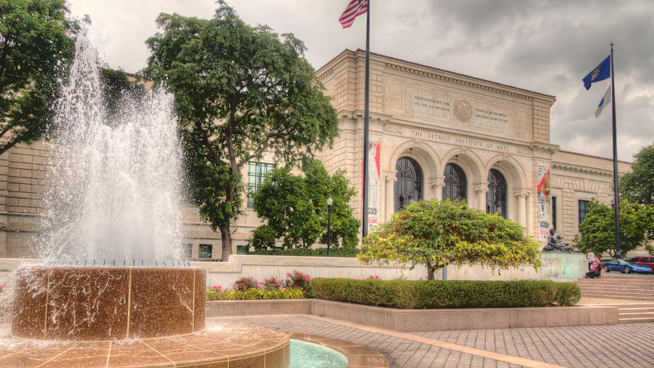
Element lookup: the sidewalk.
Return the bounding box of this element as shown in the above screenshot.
[212,312,654,368]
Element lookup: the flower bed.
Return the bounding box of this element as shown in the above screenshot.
[310,278,581,309]
[206,271,310,301]
[206,287,305,300]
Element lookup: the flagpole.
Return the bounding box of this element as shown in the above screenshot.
[610,42,622,257]
[362,0,371,239]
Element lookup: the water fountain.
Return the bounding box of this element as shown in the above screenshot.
[0,30,290,367]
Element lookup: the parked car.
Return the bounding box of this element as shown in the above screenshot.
[603,259,653,274]
[631,256,654,271]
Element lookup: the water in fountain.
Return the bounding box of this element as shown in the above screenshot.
[37,29,184,265]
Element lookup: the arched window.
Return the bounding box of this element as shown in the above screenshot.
[486,169,507,218]
[442,163,467,202]
[394,157,423,212]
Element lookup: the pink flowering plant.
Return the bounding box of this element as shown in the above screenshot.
[233,277,258,292]
[285,270,312,297]
[0,285,4,294]
[366,275,382,280]
[259,277,282,291]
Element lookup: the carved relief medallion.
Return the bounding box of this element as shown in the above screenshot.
[453,98,473,122]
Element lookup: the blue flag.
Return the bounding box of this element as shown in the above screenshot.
[583,55,610,90]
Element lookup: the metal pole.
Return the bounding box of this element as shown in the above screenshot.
[362,0,371,239]
[327,203,332,257]
[610,43,621,257]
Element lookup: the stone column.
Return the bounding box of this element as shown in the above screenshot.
[474,181,489,211]
[428,176,444,202]
[384,172,397,222]
[515,192,528,227]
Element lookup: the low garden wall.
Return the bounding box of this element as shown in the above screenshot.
[204,299,619,332]
[0,252,586,288]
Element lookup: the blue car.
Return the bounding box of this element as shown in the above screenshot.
[603,259,653,274]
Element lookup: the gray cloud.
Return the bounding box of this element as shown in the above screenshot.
[68,0,654,161]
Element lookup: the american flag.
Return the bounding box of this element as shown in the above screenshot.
[339,0,368,29]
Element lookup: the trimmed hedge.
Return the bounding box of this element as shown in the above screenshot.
[248,247,360,257]
[310,278,581,309]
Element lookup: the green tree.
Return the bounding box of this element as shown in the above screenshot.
[145,2,339,260]
[0,0,79,154]
[99,68,145,122]
[620,144,654,205]
[574,199,654,257]
[249,159,360,250]
[359,199,542,280]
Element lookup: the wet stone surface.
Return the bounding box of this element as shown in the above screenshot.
[0,322,290,368]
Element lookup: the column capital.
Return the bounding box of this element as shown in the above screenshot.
[384,170,397,183]
[473,181,489,193]
[514,191,530,198]
[428,175,445,188]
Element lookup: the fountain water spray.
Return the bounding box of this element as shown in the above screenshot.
[37,29,184,265]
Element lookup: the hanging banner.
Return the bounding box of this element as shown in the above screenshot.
[364,139,381,232]
[537,163,551,243]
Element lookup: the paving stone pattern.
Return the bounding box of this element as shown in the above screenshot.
[412,323,654,368]
[212,317,525,368]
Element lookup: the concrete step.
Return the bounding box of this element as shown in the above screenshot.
[576,279,654,284]
[578,290,654,297]
[580,293,654,301]
[618,312,654,318]
[577,286,654,292]
[619,317,654,324]
[619,307,654,314]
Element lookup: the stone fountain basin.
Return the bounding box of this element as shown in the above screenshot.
[11,265,206,341]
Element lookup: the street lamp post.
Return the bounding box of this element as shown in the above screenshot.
[327,197,333,257]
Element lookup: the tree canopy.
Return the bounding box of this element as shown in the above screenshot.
[145,1,339,260]
[0,0,79,154]
[99,68,145,123]
[359,199,542,280]
[249,159,359,250]
[574,199,654,257]
[620,144,654,205]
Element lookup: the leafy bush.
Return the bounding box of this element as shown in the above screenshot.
[249,247,360,257]
[360,199,542,280]
[310,278,580,309]
[206,287,305,301]
[233,277,258,292]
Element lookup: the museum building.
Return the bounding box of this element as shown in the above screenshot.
[0,49,633,259]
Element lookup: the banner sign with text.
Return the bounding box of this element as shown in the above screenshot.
[364,139,381,232]
[537,163,551,243]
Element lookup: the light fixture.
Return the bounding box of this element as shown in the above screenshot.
[326,197,333,206]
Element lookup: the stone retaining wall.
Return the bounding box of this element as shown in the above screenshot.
[204,299,618,332]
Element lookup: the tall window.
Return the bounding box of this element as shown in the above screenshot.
[199,244,212,259]
[247,162,275,208]
[578,200,590,225]
[552,197,557,230]
[394,157,423,212]
[486,169,507,218]
[442,163,467,202]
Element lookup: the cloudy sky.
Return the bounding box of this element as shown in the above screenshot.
[68,0,654,162]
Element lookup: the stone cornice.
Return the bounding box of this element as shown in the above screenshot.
[551,163,615,177]
[530,142,560,153]
[384,63,538,102]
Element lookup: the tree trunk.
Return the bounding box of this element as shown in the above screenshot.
[220,227,232,261]
[427,264,435,280]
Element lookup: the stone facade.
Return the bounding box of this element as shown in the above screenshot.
[0,50,634,259]
[315,50,632,248]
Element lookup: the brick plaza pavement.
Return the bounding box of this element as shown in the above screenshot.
[412,324,654,368]
[210,316,528,368]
